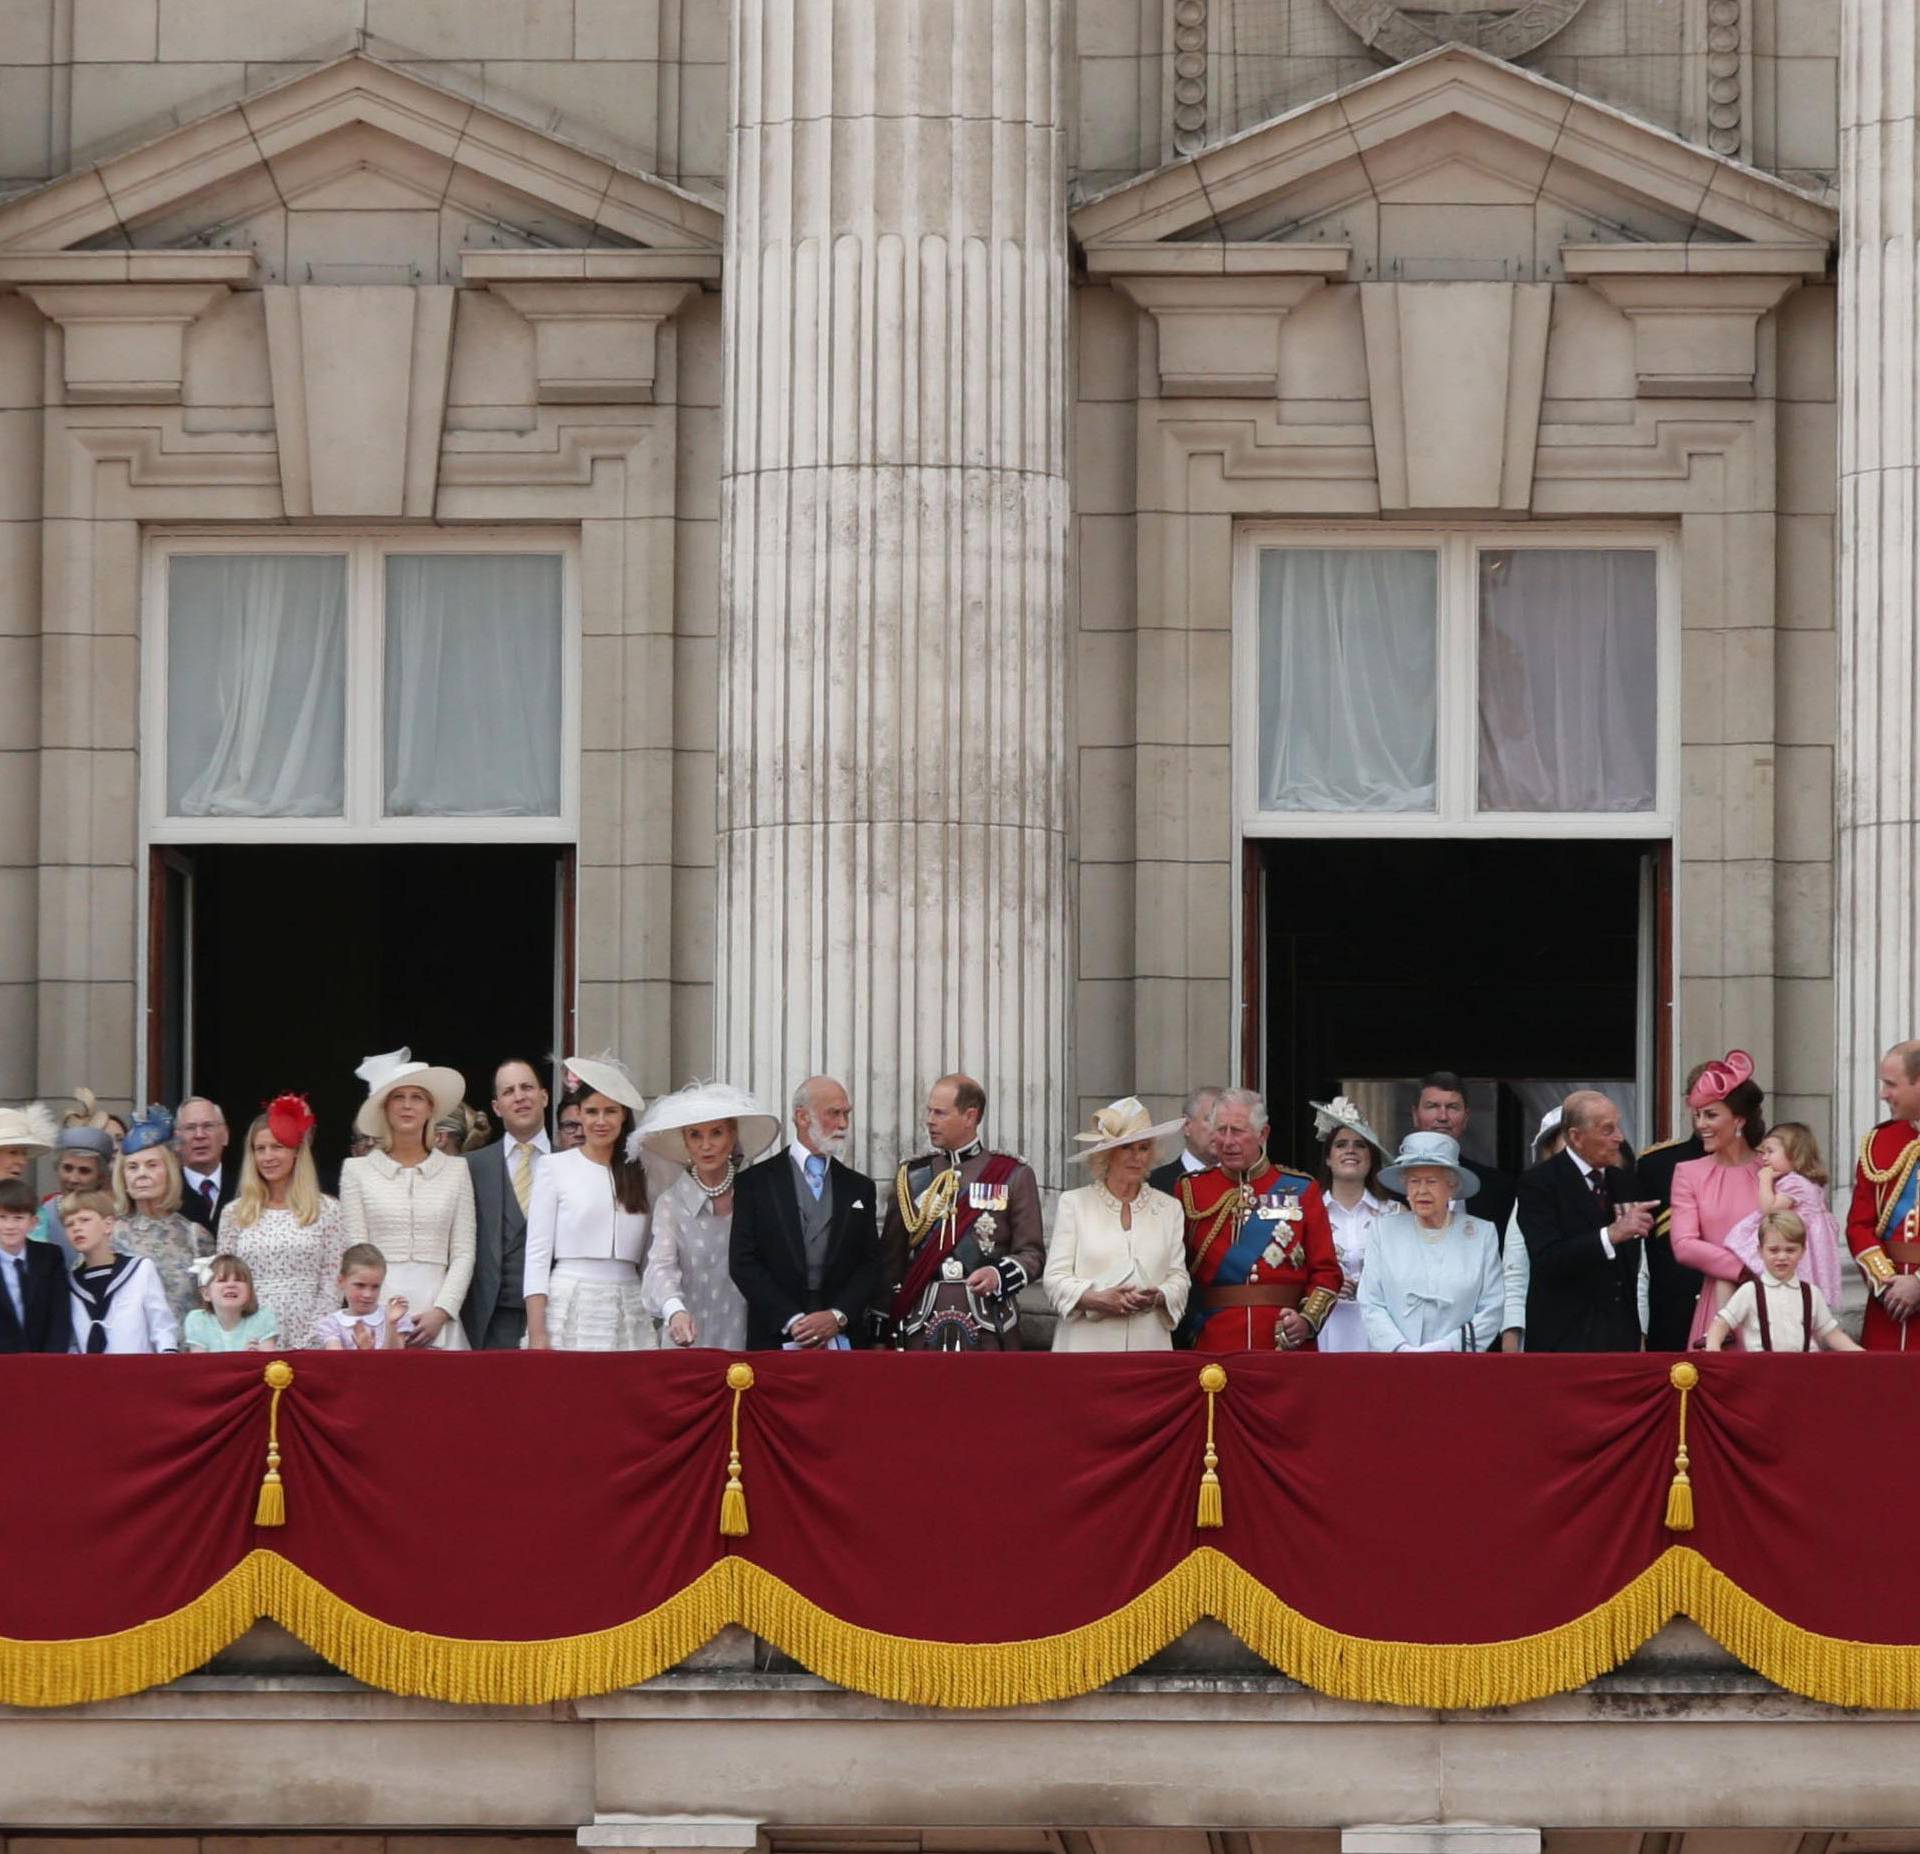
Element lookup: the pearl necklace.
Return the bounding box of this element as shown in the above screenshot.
[694,1160,737,1204]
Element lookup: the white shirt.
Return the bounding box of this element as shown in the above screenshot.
[1721,1274,1840,1352]
[70,1254,178,1354]
[184,1164,223,1200]
[1567,1148,1617,1258]
[787,1137,831,1193]
[501,1128,551,1183]
[1180,1149,1208,1174]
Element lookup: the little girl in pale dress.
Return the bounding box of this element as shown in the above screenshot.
[182,1254,280,1352]
[310,1243,415,1351]
[1721,1122,1843,1310]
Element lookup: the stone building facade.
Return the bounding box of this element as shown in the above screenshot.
[0,0,1884,1196]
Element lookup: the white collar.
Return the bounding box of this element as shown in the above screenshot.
[504,1130,551,1162]
[1567,1148,1597,1179]
[788,1138,831,1173]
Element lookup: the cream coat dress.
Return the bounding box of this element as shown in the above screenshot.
[1043,1180,1190,1352]
[338,1148,476,1349]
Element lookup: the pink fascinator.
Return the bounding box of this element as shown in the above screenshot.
[1687,1049,1754,1111]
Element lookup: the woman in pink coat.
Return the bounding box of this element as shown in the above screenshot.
[1670,1050,1766,1348]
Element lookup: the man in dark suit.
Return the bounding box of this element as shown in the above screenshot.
[175,1097,238,1234]
[729,1075,885,1349]
[461,1057,551,1350]
[1517,1089,1657,1352]
[0,1177,72,1353]
[1411,1071,1516,1236]
[1148,1085,1221,1198]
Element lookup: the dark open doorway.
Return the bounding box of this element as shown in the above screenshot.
[1259,838,1662,1176]
[149,844,572,1176]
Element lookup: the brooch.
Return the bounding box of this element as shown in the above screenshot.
[975,1212,999,1253]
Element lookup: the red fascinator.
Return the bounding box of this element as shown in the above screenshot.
[1686,1050,1755,1111]
[266,1092,318,1149]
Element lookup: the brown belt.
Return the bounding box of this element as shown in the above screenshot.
[1886,1242,1920,1267]
[1201,1284,1304,1311]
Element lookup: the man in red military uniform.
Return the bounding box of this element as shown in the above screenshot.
[1846,1039,1920,1352]
[1179,1087,1339,1352]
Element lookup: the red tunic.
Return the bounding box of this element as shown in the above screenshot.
[1845,1119,1920,1353]
[1179,1161,1341,1354]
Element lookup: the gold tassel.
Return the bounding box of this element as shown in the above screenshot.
[255,1360,295,1528]
[1664,1360,1697,1533]
[719,1361,754,1537]
[1196,1362,1227,1529]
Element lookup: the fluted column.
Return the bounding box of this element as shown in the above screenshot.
[1838,0,1920,1124]
[717,0,1071,1185]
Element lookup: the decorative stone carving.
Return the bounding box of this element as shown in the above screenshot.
[486,281,700,405]
[1702,0,1744,158]
[1096,244,1350,396]
[17,281,234,404]
[1327,0,1590,62]
[1360,281,1551,510]
[1567,244,1823,398]
[264,284,455,517]
[1170,0,1211,154]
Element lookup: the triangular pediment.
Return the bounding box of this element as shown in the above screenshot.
[0,50,722,266]
[1073,43,1834,275]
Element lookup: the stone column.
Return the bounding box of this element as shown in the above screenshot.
[718,0,1071,1184]
[1837,0,1920,1126]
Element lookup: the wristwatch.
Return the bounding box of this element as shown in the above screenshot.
[832,1308,848,1331]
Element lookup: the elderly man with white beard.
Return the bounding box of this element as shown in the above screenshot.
[727,1075,887,1350]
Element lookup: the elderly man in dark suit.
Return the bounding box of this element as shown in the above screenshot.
[461,1057,551,1350]
[729,1075,885,1349]
[1516,1089,1657,1352]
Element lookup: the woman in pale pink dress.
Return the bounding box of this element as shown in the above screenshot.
[1670,1050,1767,1348]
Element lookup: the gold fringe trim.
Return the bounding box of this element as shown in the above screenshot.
[13,1546,1920,1712]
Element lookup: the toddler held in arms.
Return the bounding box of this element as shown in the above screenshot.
[67,1190,178,1353]
[310,1243,415,1351]
[1722,1122,1844,1307]
[182,1254,280,1353]
[1706,1210,1859,1353]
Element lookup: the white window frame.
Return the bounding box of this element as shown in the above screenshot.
[1232,522,1681,840]
[141,528,581,845]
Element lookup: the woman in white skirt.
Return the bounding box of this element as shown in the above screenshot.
[338,1049,476,1349]
[525,1055,677,1351]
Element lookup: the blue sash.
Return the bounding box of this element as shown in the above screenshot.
[1209,1202,1294,1287]
[1887,1166,1920,1242]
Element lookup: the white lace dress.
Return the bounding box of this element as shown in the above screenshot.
[216,1199,345,1353]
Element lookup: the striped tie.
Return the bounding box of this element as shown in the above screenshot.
[513,1143,534,1214]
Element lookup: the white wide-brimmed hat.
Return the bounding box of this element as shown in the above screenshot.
[1378,1130,1480,1199]
[0,1102,56,1156]
[353,1047,467,1138]
[1310,1094,1388,1157]
[1069,1096,1185,1164]
[562,1053,647,1118]
[629,1081,780,1167]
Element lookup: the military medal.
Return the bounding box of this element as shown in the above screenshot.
[975,1212,999,1252]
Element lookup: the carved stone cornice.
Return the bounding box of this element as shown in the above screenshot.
[483,280,703,405]
[16,281,233,404]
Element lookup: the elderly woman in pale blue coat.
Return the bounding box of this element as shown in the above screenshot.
[1358,1132,1503,1354]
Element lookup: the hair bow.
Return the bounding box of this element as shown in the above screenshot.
[1687,1049,1755,1110]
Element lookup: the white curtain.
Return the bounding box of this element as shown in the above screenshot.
[1477,549,1657,813]
[1257,548,1438,812]
[166,554,347,818]
[384,554,564,818]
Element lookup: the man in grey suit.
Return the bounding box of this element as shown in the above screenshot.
[461,1057,551,1349]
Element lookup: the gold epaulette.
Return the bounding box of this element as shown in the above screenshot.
[1639,1136,1687,1158]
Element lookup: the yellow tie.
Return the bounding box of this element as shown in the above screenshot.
[513,1143,534,1214]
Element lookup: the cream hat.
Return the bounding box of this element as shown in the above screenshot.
[1069,1096,1185,1164]
[630,1081,780,1167]
[563,1053,647,1118]
[0,1101,56,1156]
[353,1047,467,1139]
[1311,1094,1389,1157]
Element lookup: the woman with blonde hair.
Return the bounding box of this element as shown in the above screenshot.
[1044,1098,1191,1352]
[339,1049,475,1349]
[217,1093,343,1350]
[112,1105,211,1326]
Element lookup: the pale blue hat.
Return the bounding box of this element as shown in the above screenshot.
[1378,1130,1479,1199]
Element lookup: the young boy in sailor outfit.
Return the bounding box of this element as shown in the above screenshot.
[66,1190,178,1353]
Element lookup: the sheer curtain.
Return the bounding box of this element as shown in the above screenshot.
[1477,549,1657,813]
[1257,548,1438,812]
[166,554,347,817]
[384,554,564,818]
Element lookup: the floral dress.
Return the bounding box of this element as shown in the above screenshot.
[115,1210,213,1329]
[216,1199,345,1352]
